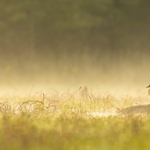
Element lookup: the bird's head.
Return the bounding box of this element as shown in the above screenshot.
[146,84,150,88]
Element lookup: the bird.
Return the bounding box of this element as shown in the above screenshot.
[146,84,150,99]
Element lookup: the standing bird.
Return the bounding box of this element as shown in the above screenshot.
[146,84,150,98]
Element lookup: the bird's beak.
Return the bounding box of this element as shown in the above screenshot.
[146,85,150,88]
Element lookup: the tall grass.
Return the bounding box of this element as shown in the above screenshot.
[0,88,149,150]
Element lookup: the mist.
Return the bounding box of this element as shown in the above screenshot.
[0,0,150,97]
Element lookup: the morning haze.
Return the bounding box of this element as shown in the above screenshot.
[0,0,150,95]
[1,2,150,149]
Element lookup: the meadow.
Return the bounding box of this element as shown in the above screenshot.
[0,87,150,150]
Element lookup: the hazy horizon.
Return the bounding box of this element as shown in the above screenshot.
[0,0,150,98]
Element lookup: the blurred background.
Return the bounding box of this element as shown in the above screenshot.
[0,0,150,95]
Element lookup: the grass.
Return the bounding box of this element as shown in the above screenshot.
[0,88,149,150]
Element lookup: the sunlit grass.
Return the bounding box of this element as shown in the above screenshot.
[0,87,149,150]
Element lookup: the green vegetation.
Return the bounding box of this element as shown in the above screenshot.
[0,89,149,150]
[1,0,150,147]
[1,113,150,150]
[1,0,150,88]
[1,0,150,51]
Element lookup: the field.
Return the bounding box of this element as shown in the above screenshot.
[0,87,150,150]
